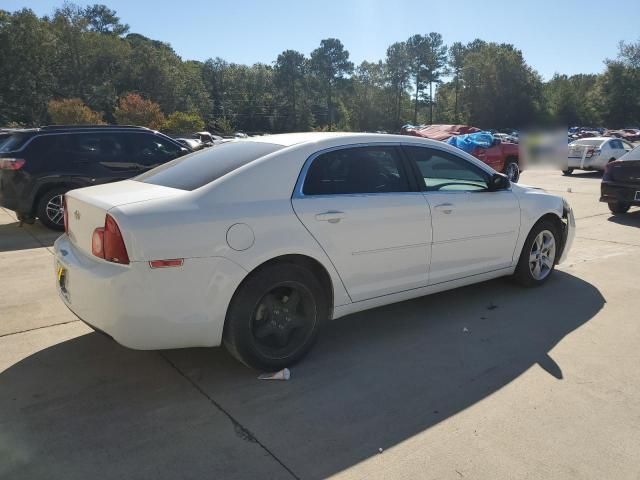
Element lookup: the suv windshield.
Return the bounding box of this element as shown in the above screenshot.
[135,140,283,190]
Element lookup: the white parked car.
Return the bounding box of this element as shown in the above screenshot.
[54,133,575,370]
[565,137,634,175]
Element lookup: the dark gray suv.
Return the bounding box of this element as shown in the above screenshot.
[0,125,189,230]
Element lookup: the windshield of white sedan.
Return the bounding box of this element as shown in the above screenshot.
[135,141,283,190]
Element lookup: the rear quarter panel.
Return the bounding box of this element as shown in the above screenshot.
[113,144,352,309]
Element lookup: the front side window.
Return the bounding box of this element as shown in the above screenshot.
[302,146,409,195]
[404,146,489,192]
[129,133,182,167]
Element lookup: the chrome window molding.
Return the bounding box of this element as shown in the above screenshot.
[292,141,507,199]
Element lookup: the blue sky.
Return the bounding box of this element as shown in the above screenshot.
[5,0,639,80]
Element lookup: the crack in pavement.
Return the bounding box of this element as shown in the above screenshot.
[158,352,300,480]
[0,319,80,338]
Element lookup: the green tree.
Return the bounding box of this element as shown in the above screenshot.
[310,38,354,130]
[406,34,428,124]
[48,98,104,124]
[274,50,306,131]
[385,41,411,127]
[448,41,465,122]
[423,32,448,124]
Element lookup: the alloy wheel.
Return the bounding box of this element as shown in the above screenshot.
[529,230,556,280]
[506,162,520,182]
[46,194,65,226]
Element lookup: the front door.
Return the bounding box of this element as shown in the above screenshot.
[403,146,521,285]
[292,145,432,302]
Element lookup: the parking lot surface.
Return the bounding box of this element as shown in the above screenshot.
[1,170,639,479]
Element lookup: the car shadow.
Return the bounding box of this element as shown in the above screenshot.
[607,209,640,227]
[0,221,59,253]
[567,171,602,179]
[0,271,604,479]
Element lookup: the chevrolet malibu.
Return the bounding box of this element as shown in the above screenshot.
[54,133,575,370]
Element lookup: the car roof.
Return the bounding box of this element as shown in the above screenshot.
[242,131,448,148]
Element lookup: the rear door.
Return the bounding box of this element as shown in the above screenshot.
[292,145,432,302]
[69,132,142,182]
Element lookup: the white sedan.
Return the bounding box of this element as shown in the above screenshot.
[565,137,634,174]
[54,133,575,370]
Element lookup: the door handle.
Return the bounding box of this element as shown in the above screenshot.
[315,211,346,223]
[434,203,454,214]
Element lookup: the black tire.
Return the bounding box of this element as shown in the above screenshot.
[223,262,329,370]
[513,219,560,287]
[504,159,520,183]
[608,201,631,214]
[36,187,68,231]
[562,168,574,176]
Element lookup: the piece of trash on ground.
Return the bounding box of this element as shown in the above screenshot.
[258,368,291,380]
[462,327,470,333]
[378,447,383,453]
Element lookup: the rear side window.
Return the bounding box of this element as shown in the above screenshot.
[0,133,33,152]
[135,141,283,190]
[303,146,410,195]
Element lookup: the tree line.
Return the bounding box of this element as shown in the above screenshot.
[1,4,639,134]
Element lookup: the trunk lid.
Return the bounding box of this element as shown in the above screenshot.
[65,180,186,258]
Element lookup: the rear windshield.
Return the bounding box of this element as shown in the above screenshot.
[0,133,33,152]
[135,140,283,190]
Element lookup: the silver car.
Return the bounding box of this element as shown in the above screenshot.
[564,137,634,175]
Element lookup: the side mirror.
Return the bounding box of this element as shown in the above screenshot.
[489,172,510,191]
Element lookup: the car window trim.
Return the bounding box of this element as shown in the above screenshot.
[293,142,418,198]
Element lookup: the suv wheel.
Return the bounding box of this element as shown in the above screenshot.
[223,263,329,370]
[608,201,631,214]
[37,187,68,231]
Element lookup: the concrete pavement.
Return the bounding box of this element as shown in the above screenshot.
[1,170,639,479]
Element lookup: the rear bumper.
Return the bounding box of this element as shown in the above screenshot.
[600,181,640,205]
[567,156,606,170]
[53,235,247,350]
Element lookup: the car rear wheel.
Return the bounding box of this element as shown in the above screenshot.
[504,159,520,182]
[562,168,574,176]
[223,263,329,370]
[513,219,560,287]
[608,201,631,214]
[37,187,68,231]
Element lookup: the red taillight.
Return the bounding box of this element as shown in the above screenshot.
[63,195,69,233]
[92,214,129,264]
[0,158,26,170]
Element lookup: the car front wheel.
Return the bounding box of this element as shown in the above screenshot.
[513,219,560,287]
[562,168,574,176]
[223,262,329,370]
